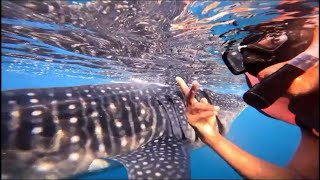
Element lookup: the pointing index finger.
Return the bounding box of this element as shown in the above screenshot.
[176,77,190,96]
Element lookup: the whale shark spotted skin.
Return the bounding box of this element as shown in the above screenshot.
[1,83,246,179]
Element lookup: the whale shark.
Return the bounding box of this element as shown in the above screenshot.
[1,82,246,179]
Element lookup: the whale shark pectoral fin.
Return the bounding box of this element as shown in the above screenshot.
[109,135,191,179]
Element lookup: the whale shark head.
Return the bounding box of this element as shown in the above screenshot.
[1,82,246,179]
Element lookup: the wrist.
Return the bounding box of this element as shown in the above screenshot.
[202,129,223,146]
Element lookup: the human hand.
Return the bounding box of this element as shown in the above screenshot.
[175,77,220,142]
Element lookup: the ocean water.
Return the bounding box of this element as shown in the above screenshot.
[1,0,317,179]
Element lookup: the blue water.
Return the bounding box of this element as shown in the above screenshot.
[1,0,304,179]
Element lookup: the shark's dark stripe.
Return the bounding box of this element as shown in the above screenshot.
[96,88,116,155]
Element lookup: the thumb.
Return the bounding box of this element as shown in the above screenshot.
[200,97,209,104]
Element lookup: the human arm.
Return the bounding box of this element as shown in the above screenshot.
[204,129,306,179]
[175,77,308,179]
[287,129,319,179]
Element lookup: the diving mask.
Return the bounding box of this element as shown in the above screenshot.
[221,28,317,109]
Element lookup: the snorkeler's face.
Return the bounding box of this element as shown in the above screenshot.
[245,60,319,125]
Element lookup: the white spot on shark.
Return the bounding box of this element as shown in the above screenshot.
[30,99,39,103]
[91,111,98,117]
[70,117,78,123]
[27,93,35,96]
[71,136,80,143]
[31,110,42,116]
[32,127,43,134]
[68,104,76,110]
[140,124,146,130]
[115,119,122,128]
[109,103,116,111]
[95,126,102,135]
[121,138,128,147]
[69,153,80,161]
[141,108,146,115]
[51,100,57,104]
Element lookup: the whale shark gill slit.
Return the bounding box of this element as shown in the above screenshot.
[165,95,187,140]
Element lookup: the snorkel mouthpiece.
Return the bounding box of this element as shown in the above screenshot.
[243,53,318,109]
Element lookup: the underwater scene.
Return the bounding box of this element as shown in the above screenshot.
[1,0,318,179]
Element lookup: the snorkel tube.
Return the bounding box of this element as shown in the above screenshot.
[243,53,318,109]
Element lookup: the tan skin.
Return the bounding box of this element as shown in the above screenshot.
[175,26,319,179]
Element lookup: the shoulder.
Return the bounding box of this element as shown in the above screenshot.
[287,128,319,179]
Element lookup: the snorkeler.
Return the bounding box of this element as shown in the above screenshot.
[176,7,319,179]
